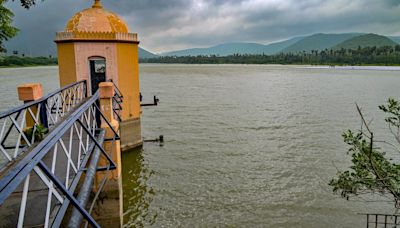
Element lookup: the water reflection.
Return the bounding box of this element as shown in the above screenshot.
[122,147,156,227]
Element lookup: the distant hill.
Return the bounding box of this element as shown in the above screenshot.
[6,32,400,59]
[139,48,158,59]
[163,33,373,56]
[162,37,304,56]
[258,36,305,54]
[163,42,267,56]
[389,36,400,44]
[282,33,362,53]
[333,33,398,50]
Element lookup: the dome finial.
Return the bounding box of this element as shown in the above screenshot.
[92,0,102,8]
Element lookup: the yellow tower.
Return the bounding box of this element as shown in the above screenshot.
[55,0,142,149]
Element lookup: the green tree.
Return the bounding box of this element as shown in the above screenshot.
[12,0,36,9]
[0,0,38,52]
[0,0,18,52]
[329,99,400,208]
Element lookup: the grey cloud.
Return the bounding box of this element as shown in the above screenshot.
[4,0,400,55]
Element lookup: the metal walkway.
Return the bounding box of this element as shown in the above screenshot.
[0,80,122,227]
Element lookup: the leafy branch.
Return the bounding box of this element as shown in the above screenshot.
[329,98,400,208]
[0,0,18,52]
[0,0,41,52]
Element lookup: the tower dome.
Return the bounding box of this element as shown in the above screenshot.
[56,0,142,153]
[65,0,128,33]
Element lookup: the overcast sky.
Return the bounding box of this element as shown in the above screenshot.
[4,0,400,55]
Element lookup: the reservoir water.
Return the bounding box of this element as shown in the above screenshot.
[1,65,400,227]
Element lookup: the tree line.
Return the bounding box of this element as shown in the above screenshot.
[141,45,400,65]
[0,55,57,67]
[0,0,37,52]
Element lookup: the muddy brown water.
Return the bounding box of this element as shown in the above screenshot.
[1,65,400,227]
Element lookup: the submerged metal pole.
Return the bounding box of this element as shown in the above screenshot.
[67,129,105,228]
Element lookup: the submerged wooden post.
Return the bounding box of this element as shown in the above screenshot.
[17,83,43,128]
[95,82,123,227]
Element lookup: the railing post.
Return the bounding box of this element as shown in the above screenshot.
[39,101,48,129]
[99,82,115,124]
[17,83,43,128]
[98,82,121,181]
[96,82,123,226]
[84,80,88,98]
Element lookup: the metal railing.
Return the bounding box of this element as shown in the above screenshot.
[0,81,87,168]
[108,79,123,122]
[362,213,400,227]
[0,91,119,228]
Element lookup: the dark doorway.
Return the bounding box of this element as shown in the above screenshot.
[89,59,106,95]
[89,58,106,127]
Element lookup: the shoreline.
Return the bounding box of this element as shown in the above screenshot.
[139,62,400,67]
[1,63,400,70]
[0,64,57,69]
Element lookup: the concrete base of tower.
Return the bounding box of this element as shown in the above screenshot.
[91,179,123,227]
[120,118,143,151]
